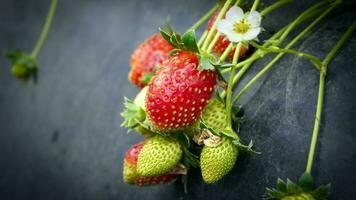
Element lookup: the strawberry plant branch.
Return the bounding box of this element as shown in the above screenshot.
[250,0,260,11]
[226,43,242,128]
[306,22,356,174]
[206,0,244,54]
[231,2,339,105]
[219,0,328,74]
[198,31,208,47]
[216,0,297,65]
[249,41,322,71]
[276,0,329,48]
[188,3,221,31]
[259,0,293,16]
[31,0,58,59]
[201,0,233,51]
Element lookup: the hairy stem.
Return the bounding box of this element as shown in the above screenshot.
[306,22,356,173]
[260,0,293,16]
[198,31,208,47]
[201,0,233,51]
[250,42,322,71]
[227,2,336,102]
[31,0,58,59]
[251,0,260,11]
[226,43,242,128]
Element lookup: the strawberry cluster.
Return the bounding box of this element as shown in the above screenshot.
[121,2,256,188]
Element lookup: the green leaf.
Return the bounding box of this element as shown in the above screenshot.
[276,178,287,192]
[140,66,159,84]
[312,184,330,200]
[286,179,300,193]
[233,139,261,155]
[120,97,146,131]
[298,172,314,191]
[220,128,238,140]
[182,147,200,168]
[159,22,200,53]
[198,56,215,71]
[172,132,190,149]
[182,30,199,53]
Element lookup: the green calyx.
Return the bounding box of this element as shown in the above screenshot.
[200,138,238,184]
[160,22,199,53]
[121,97,146,131]
[6,50,37,82]
[137,136,183,176]
[264,172,330,200]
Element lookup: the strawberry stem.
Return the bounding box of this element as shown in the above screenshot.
[188,3,221,31]
[219,1,333,99]
[30,0,58,59]
[249,41,322,71]
[226,43,242,128]
[250,0,260,12]
[198,31,208,47]
[306,22,356,174]
[201,0,233,51]
[231,2,338,105]
[259,0,293,16]
[216,0,294,65]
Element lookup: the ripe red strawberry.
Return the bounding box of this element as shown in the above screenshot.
[146,50,216,131]
[129,34,174,88]
[123,142,179,186]
[206,10,249,60]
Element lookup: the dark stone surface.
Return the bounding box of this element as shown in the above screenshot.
[0,0,355,199]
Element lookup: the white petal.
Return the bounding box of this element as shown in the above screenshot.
[226,33,243,43]
[241,27,261,41]
[246,11,262,28]
[225,6,244,21]
[217,20,234,35]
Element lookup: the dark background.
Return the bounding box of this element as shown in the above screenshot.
[0,0,355,199]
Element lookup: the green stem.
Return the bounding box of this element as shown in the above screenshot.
[251,0,260,11]
[260,0,293,16]
[217,0,294,66]
[31,0,58,59]
[250,42,322,71]
[198,31,208,47]
[306,22,356,173]
[226,43,242,128]
[188,4,221,31]
[230,3,337,104]
[201,0,233,51]
[277,0,328,46]
[207,33,220,53]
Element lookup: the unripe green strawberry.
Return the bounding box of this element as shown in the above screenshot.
[282,193,315,200]
[202,99,228,131]
[137,136,182,176]
[200,138,238,184]
[123,142,180,186]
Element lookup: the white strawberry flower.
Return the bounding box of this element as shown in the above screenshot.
[217,6,262,43]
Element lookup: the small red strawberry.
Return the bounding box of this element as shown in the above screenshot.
[123,142,180,186]
[129,34,174,88]
[146,50,216,131]
[206,9,249,60]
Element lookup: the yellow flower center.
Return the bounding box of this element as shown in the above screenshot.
[233,20,250,34]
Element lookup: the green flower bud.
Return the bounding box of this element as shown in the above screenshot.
[11,64,30,79]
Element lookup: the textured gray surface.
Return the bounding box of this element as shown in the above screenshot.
[0,0,355,199]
